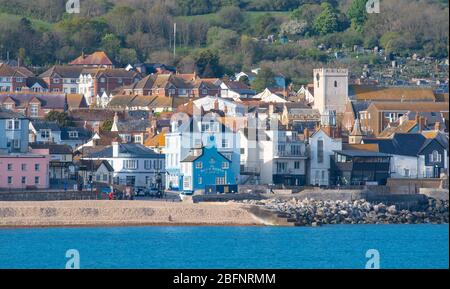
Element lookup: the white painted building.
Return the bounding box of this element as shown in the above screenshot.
[165,112,241,190]
[193,96,247,117]
[78,72,95,105]
[309,128,342,186]
[260,127,308,186]
[255,88,287,103]
[82,142,165,188]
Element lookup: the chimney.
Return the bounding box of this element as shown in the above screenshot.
[112,141,120,158]
[268,104,274,117]
[214,99,219,110]
[419,117,427,133]
[303,128,310,142]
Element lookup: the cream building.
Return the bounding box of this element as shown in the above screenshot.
[312,68,349,114]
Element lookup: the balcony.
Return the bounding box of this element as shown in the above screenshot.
[274,151,307,159]
[240,166,261,176]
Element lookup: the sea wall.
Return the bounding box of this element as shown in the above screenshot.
[0,190,107,201]
[240,197,449,227]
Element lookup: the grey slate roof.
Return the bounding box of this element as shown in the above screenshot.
[364,133,427,156]
[61,127,92,141]
[31,120,61,131]
[0,107,27,119]
[30,143,73,154]
[86,143,164,159]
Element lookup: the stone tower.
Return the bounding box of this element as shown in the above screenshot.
[313,68,349,114]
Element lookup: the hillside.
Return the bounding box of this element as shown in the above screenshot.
[0,0,448,87]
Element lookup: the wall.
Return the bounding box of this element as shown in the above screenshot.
[0,190,106,201]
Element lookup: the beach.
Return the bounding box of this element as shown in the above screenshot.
[0,200,267,228]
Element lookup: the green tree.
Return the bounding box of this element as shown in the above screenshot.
[117,48,138,65]
[348,0,368,32]
[251,67,276,92]
[313,3,338,35]
[100,119,113,132]
[193,49,223,77]
[44,111,74,127]
[207,27,239,51]
[217,6,243,30]
[101,33,121,60]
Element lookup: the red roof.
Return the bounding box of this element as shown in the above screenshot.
[69,51,113,67]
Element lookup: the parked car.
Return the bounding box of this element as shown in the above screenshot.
[135,187,149,197]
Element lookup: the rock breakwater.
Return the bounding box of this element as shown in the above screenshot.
[240,198,449,226]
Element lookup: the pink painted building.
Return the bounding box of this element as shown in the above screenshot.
[0,148,50,190]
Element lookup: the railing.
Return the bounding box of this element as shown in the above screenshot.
[240,166,261,175]
[275,151,307,158]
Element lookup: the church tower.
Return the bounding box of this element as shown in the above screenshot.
[313,68,348,114]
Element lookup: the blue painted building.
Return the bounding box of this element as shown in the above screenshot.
[180,136,236,194]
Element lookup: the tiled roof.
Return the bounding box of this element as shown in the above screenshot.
[115,119,149,132]
[78,159,114,172]
[86,143,163,158]
[0,93,66,109]
[0,63,34,77]
[349,85,436,102]
[363,133,427,156]
[30,143,72,154]
[61,127,92,141]
[39,66,84,78]
[69,51,113,66]
[0,107,27,119]
[66,94,88,109]
[378,120,419,138]
[31,120,61,131]
[369,102,449,112]
[144,129,168,147]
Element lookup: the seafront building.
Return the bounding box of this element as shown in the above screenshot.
[0,108,50,189]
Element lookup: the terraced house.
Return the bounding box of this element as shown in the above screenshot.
[121,73,220,98]
[0,63,34,92]
[39,66,83,93]
[0,92,66,118]
[78,68,141,106]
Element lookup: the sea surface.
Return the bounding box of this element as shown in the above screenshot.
[0,224,448,269]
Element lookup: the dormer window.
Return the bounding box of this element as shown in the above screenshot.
[30,104,39,117]
[53,78,60,84]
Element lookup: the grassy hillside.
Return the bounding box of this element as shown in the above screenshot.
[176,11,290,23]
[0,12,53,31]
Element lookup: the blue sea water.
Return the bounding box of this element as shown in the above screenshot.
[0,224,448,269]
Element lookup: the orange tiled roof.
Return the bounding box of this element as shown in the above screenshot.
[351,85,436,102]
[422,130,440,139]
[378,120,419,138]
[144,130,167,147]
[343,143,379,152]
[69,51,113,66]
